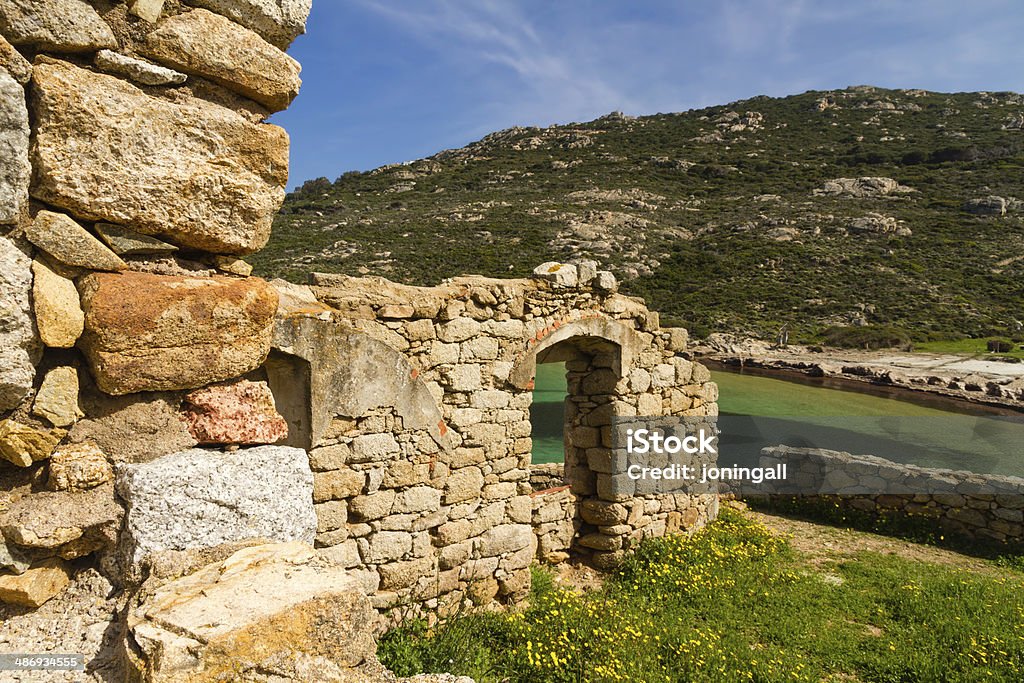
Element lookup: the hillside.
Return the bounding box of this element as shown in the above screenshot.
[253,86,1024,342]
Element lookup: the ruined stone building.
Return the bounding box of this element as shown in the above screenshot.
[0,1,718,679]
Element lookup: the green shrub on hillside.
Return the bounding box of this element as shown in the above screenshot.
[821,325,914,350]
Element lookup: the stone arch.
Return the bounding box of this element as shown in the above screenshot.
[513,317,644,566]
[509,316,642,390]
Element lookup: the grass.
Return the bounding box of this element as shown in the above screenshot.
[914,338,1024,360]
[378,508,1024,682]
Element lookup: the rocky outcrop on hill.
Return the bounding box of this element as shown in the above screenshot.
[813,177,915,198]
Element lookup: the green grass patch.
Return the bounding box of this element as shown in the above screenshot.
[379,509,1024,682]
[915,338,1024,359]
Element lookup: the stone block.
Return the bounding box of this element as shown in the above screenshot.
[470,389,511,409]
[580,499,628,525]
[533,262,578,287]
[437,317,481,342]
[0,238,38,411]
[0,558,70,608]
[129,0,165,22]
[405,318,435,340]
[444,467,484,504]
[393,486,442,514]
[68,392,196,464]
[349,490,396,520]
[578,532,622,551]
[0,419,62,467]
[665,327,689,352]
[94,49,186,86]
[477,524,532,557]
[358,530,411,563]
[141,9,301,112]
[0,0,116,52]
[78,271,277,395]
[181,379,287,445]
[31,366,82,427]
[46,442,111,492]
[0,34,30,84]
[31,259,84,349]
[1,482,119,553]
[312,468,365,502]
[183,0,312,49]
[125,542,379,681]
[26,210,126,271]
[116,446,315,572]
[314,500,347,533]
[31,59,288,255]
[379,555,435,590]
[0,70,28,224]
[349,433,400,462]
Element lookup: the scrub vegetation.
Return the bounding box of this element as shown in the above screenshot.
[256,86,1024,344]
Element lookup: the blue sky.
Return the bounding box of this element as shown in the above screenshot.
[273,0,1024,188]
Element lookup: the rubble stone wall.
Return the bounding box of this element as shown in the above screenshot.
[272,264,720,611]
[758,446,1024,545]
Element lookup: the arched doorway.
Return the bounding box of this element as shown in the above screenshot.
[512,318,642,567]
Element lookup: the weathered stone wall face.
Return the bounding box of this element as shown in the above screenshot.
[0,2,350,677]
[757,446,1024,545]
[270,263,720,611]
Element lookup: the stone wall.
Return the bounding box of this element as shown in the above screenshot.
[270,263,720,611]
[757,446,1024,545]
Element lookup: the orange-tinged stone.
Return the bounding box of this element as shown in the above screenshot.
[78,272,278,395]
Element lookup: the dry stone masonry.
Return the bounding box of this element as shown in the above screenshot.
[758,446,1024,545]
[0,2,722,680]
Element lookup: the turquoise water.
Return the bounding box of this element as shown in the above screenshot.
[530,363,1024,476]
[530,363,567,464]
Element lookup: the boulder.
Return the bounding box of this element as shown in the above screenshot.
[93,49,186,87]
[31,366,83,427]
[0,419,62,467]
[0,33,31,84]
[0,237,39,410]
[141,8,301,112]
[69,391,197,463]
[184,0,312,49]
[25,210,127,271]
[116,446,316,573]
[47,442,113,492]
[31,258,84,348]
[813,177,913,197]
[964,196,1007,216]
[77,271,278,395]
[0,69,28,224]
[125,542,381,682]
[181,379,288,445]
[533,261,578,287]
[0,558,70,607]
[1,482,120,555]
[30,59,289,255]
[0,0,116,52]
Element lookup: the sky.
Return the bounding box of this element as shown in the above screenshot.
[272,0,1024,189]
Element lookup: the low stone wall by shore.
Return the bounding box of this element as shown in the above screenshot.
[757,446,1024,545]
